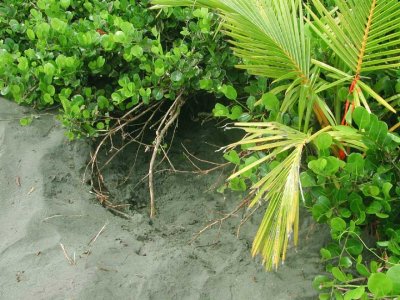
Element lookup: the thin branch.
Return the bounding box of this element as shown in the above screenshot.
[149,92,185,218]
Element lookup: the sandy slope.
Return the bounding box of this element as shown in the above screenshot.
[0,98,327,300]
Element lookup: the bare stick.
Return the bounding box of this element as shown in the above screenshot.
[88,221,109,246]
[60,243,76,265]
[149,92,185,218]
[181,143,225,166]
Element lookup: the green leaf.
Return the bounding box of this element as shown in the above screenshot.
[308,158,327,175]
[19,117,32,126]
[346,238,363,256]
[96,122,105,130]
[35,22,50,40]
[200,78,213,90]
[345,154,365,176]
[43,63,56,76]
[356,263,370,277]
[220,84,237,100]
[387,265,400,295]
[50,18,67,33]
[154,59,165,76]
[171,71,183,82]
[152,88,164,101]
[339,257,353,269]
[331,267,347,282]
[313,275,331,290]
[229,177,246,191]
[382,182,393,199]
[368,273,393,298]
[131,45,143,58]
[312,196,331,221]
[330,217,346,232]
[229,105,243,120]
[320,248,331,259]
[213,103,229,117]
[111,92,123,104]
[366,201,382,214]
[60,0,71,9]
[300,171,316,188]
[349,193,365,215]
[352,107,370,130]
[26,29,35,40]
[314,132,333,150]
[113,31,126,43]
[261,93,279,111]
[97,96,109,109]
[17,57,29,72]
[344,287,365,300]
[224,150,240,165]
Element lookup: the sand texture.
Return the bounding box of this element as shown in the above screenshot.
[0,98,327,299]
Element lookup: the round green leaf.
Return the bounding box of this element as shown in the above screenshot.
[43,63,56,76]
[330,217,346,232]
[352,107,370,130]
[368,273,393,298]
[60,0,71,9]
[131,45,143,58]
[339,256,353,269]
[346,238,363,256]
[387,265,400,295]
[220,84,237,100]
[213,103,229,117]
[96,122,105,130]
[344,286,365,300]
[171,71,183,82]
[300,171,316,188]
[315,133,333,150]
[113,31,126,43]
[313,275,331,290]
[229,105,243,120]
[261,93,279,111]
[223,150,240,165]
[17,57,29,72]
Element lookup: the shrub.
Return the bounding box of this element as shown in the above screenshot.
[0,0,249,139]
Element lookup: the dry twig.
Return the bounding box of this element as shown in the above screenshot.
[148,92,185,218]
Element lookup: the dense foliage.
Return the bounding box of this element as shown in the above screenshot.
[0,0,249,138]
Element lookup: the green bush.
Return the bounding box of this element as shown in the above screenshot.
[0,0,249,138]
[304,108,400,299]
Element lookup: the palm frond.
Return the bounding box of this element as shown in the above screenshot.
[223,123,366,270]
[307,0,399,112]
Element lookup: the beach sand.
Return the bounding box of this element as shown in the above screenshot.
[0,98,327,299]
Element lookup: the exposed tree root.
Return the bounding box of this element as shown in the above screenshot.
[148,92,185,218]
[85,91,229,221]
[85,101,162,216]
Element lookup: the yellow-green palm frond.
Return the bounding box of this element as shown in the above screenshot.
[307,0,399,113]
[224,122,308,270]
[224,123,366,270]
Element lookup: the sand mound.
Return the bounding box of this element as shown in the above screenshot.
[0,98,327,299]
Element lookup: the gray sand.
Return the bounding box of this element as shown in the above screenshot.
[0,98,327,299]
